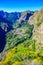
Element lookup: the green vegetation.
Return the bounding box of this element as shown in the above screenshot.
[0,38,43,65]
[0,8,43,65]
[4,24,34,51]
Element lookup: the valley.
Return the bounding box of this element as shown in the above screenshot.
[0,8,43,65]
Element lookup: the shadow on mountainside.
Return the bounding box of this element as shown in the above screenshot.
[0,26,13,53]
[0,27,6,53]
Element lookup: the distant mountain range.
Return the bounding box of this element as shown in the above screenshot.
[0,11,21,32]
[0,10,34,32]
[0,11,21,23]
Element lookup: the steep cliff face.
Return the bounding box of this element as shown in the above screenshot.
[28,8,43,45]
[18,10,34,23]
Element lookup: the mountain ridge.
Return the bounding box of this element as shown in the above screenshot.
[0,8,43,65]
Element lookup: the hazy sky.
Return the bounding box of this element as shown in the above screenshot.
[0,0,43,12]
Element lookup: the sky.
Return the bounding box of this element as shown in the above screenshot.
[0,0,43,12]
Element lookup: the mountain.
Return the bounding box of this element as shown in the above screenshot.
[0,9,43,65]
[18,10,34,24]
[28,8,43,45]
[0,15,13,32]
[0,10,34,60]
[13,10,34,28]
[0,11,21,23]
[4,24,34,51]
[0,10,34,31]
[0,11,21,32]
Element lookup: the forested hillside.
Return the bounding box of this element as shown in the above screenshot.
[0,8,43,65]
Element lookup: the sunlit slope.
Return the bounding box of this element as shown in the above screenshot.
[29,8,43,44]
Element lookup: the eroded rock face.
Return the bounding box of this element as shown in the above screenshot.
[28,8,43,44]
[18,10,34,23]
